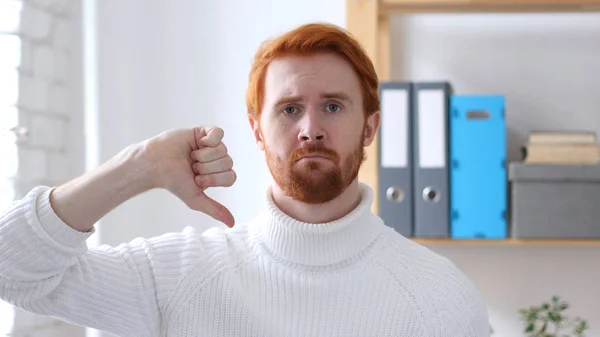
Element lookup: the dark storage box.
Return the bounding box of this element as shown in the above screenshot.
[509,163,600,239]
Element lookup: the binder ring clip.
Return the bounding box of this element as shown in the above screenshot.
[386,187,404,202]
[422,186,440,203]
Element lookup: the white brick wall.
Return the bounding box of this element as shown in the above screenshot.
[18,76,49,111]
[53,18,71,50]
[32,45,55,80]
[8,0,86,336]
[49,84,68,114]
[10,308,83,337]
[16,0,76,190]
[20,2,52,40]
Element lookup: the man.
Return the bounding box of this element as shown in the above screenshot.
[0,23,490,336]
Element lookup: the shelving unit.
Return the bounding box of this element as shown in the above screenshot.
[413,238,600,246]
[379,0,600,14]
[345,0,600,246]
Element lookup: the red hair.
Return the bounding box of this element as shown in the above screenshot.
[246,23,380,119]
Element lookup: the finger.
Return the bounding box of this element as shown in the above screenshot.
[186,193,235,228]
[197,126,224,148]
[192,156,233,175]
[191,142,227,163]
[195,170,237,188]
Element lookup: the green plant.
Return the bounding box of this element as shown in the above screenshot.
[519,296,589,337]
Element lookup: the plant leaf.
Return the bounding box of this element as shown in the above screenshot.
[525,322,535,333]
[575,319,589,334]
[549,312,561,322]
[528,311,538,321]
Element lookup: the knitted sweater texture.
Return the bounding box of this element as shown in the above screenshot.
[0,184,489,336]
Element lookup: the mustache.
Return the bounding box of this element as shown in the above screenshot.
[290,144,339,162]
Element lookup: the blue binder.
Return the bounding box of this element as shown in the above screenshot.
[449,95,507,239]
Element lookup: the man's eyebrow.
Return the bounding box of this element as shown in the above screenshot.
[274,92,352,107]
[275,96,303,107]
[322,92,351,102]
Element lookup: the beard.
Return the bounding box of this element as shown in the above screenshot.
[264,131,366,204]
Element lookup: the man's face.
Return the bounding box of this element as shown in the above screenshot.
[250,52,378,204]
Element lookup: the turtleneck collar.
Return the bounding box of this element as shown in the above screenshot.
[250,182,386,267]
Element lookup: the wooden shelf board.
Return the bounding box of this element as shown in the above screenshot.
[412,238,600,246]
[381,0,600,14]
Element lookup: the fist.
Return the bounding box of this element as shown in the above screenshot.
[144,126,237,227]
[190,127,236,190]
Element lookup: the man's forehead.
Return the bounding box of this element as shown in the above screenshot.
[264,55,358,100]
[272,80,349,98]
[273,53,352,71]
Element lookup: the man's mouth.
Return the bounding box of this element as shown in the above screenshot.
[291,147,338,163]
[297,154,331,163]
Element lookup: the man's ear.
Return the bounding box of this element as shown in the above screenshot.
[248,114,265,150]
[362,111,380,146]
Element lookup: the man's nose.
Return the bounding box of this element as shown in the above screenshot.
[297,112,326,142]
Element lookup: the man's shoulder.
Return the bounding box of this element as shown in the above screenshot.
[373,232,489,334]
[374,231,484,300]
[374,230,454,271]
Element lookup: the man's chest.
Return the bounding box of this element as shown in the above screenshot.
[163,265,427,336]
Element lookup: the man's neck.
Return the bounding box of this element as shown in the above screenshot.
[270,179,362,224]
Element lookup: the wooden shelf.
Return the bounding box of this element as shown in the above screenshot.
[346,0,600,216]
[381,0,600,14]
[412,238,600,246]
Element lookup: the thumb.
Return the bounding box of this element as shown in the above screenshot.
[185,193,235,228]
[195,126,224,148]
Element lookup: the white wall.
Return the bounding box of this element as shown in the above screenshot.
[16,0,85,196]
[389,13,600,337]
[12,0,86,336]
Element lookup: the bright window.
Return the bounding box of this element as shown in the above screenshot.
[0,0,22,335]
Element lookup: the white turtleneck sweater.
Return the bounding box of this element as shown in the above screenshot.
[0,183,490,337]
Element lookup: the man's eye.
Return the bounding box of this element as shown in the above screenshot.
[325,104,341,113]
[283,107,298,114]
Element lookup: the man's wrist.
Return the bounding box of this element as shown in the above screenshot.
[48,142,158,232]
[111,142,160,199]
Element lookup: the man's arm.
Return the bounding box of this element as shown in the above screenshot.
[50,143,153,232]
[0,186,214,336]
[50,126,236,232]
[438,261,491,337]
[0,126,236,336]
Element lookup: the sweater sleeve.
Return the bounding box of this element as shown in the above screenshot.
[434,258,491,337]
[448,283,491,337]
[0,186,207,337]
[383,237,491,337]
